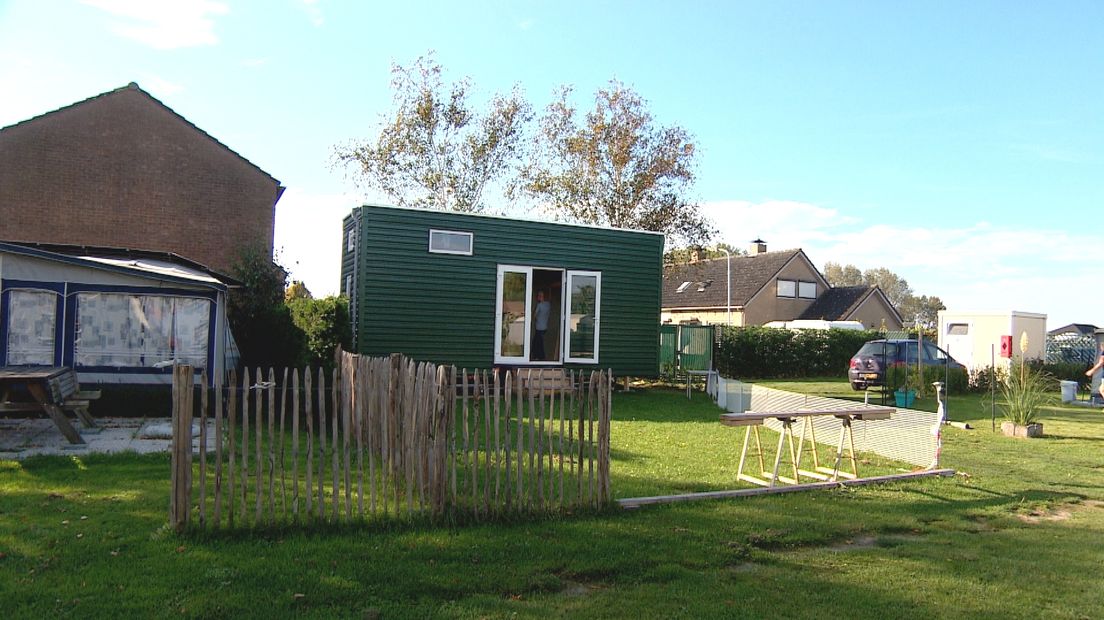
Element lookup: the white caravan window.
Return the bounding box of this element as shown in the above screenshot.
[6,290,57,365]
[74,293,210,368]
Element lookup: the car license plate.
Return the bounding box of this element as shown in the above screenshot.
[863,373,879,379]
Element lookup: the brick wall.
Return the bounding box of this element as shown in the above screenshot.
[0,85,282,274]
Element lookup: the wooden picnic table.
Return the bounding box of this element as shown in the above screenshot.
[0,366,99,444]
[720,407,894,488]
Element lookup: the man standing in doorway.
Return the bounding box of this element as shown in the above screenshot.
[534,290,551,361]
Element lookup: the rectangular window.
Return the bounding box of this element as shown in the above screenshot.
[565,271,601,363]
[6,290,57,365]
[347,229,356,251]
[947,323,969,336]
[798,281,817,299]
[428,229,473,255]
[776,279,796,298]
[74,293,210,369]
[345,275,353,297]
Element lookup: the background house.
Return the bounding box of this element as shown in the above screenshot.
[0,83,283,275]
[341,204,664,376]
[0,242,237,385]
[661,241,903,330]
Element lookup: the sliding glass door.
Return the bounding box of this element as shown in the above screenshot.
[495,266,531,364]
[495,265,601,365]
[564,271,601,363]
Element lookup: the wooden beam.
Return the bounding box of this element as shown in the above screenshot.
[617,469,957,509]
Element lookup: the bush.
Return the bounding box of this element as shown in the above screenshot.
[1041,361,1092,390]
[227,246,305,369]
[969,365,1008,393]
[715,326,881,379]
[999,358,1053,426]
[288,296,352,371]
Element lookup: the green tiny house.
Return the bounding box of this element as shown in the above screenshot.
[341,204,664,376]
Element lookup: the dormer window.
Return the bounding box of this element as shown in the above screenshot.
[777,279,796,298]
[696,280,713,292]
[676,281,692,293]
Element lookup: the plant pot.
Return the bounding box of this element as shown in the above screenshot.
[1001,421,1044,438]
[894,389,916,408]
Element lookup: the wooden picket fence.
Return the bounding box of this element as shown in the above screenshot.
[169,352,612,531]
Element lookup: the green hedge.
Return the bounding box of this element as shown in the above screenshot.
[715,326,881,379]
[288,296,352,371]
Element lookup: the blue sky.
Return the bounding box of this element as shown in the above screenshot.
[1,0,1100,328]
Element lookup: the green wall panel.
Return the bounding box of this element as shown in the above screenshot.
[343,205,663,376]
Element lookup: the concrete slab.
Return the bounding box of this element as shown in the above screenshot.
[0,417,216,460]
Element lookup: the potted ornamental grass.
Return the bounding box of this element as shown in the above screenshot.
[999,333,1050,438]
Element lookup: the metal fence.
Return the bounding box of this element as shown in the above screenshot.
[659,324,714,375]
[1046,334,1097,364]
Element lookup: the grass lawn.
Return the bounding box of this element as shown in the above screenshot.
[2,380,1103,618]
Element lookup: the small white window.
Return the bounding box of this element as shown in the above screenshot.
[798,281,817,299]
[345,275,353,297]
[428,229,473,255]
[675,281,692,293]
[347,229,356,251]
[777,279,796,298]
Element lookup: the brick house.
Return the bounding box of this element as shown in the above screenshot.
[0,82,283,274]
[662,240,903,330]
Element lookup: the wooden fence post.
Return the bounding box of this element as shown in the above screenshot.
[170,365,194,533]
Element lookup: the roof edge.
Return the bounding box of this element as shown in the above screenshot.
[0,82,281,187]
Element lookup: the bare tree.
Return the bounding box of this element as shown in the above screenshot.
[334,53,531,212]
[514,82,713,245]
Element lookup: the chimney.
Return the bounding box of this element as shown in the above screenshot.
[690,246,703,263]
[750,238,767,255]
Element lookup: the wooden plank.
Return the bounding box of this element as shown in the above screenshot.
[462,369,472,508]
[618,469,958,509]
[515,370,524,506]
[527,369,536,509]
[482,369,491,513]
[355,356,365,519]
[255,368,263,524]
[267,368,276,523]
[292,368,300,519]
[557,373,564,508]
[214,369,224,527]
[279,367,288,519]
[536,370,545,508]
[368,358,377,516]
[719,408,894,425]
[331,367,340,521]
[199,368,208,528]
[240,369,250,523]
[305,367,314,517]
[317,367,326,519]
[26,383,83,444]
[493,369,501,506]
[227,368,237,528]
[503,369,512,510]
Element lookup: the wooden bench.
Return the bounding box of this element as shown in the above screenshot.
[0,367,101,443]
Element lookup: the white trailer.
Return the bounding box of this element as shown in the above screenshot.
[937,310,1047,374]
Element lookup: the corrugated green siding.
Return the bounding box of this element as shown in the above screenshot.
[349,205,663,376]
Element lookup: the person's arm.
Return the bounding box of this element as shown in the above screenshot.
[1087,355,1104,377]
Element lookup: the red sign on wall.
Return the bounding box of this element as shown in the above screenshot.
[999,335,1013,358]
